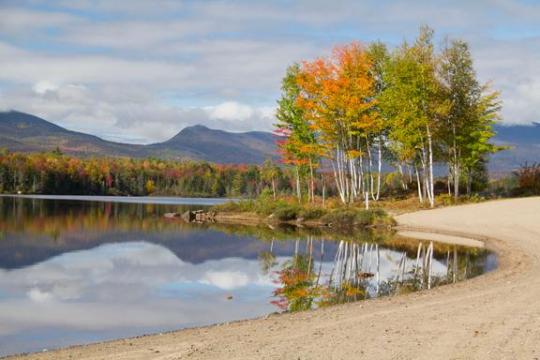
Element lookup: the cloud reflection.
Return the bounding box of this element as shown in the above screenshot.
[0,242,276,338]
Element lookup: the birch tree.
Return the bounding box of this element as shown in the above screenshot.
[439,39,502,199]
[275,64,320,202]
[296,42,379,204]
[380,27,449,207]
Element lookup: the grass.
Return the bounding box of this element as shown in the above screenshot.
[320,208,395,227]
[212,196,394,228]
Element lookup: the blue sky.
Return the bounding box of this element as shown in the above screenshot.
[0,0,539,143]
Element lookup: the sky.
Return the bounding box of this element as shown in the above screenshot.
[0,0,539,144]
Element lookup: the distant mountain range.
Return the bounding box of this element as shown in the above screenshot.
[491,123,540,172]
[0,110,538,171]
[0,111,277,164]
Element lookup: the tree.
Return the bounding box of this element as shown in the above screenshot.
[439,39,502,199]
[296,42,378,204]
[276,64,320,202]
[366,41,390,200]
[261,159,279,199]
[381,27,449,207]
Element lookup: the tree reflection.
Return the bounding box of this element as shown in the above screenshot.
[271,254,317,312]
[270,238,490,313]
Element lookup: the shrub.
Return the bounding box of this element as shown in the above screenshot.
[437,193,455,206]
[254,198,290,216]
[513,163,540,196]
[212,199,255,212]
[298,207,327,220]
[320,208,392,228]
[273,205,300,221]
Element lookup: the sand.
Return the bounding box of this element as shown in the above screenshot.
[8,197,540,360]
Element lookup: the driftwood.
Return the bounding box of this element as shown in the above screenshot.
[164,212,181,219]
[176,210,216,223]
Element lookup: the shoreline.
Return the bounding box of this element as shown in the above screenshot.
[8,197,540,359]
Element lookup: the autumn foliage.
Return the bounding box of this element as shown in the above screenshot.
[275,27,503,206]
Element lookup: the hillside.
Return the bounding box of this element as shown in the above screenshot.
[0,111,277,164]
[0,110,538,170]
[491,123,540,172]
[0,111,146,157]
[148,125,276,163]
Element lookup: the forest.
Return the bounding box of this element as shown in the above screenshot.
[0,150,292,197]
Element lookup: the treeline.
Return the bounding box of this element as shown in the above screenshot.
[276,26,503,207]
[0,150,307,197]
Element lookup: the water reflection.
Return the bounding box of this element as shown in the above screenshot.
[270,238,495,312]
[0,196,495,356]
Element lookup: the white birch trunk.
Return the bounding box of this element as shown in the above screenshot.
[426,125,435,208]
[375,137,382,201]
[415,164,424,203]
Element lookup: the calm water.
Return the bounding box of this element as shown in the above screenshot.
[0,196,496,357]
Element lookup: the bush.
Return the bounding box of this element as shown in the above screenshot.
[273,205,300,221]
[254,199,288,216]
[437,193,455,206]
[298,207,327,220]
[513,163,540,196]
[320,208,392,228]
[212,199,255,212]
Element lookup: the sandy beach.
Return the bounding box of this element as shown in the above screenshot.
[8,197,540,360]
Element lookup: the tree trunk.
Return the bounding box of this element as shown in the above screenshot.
[452,124,460,201]
[454,163,460,200]
[375,137,382,200]
[309,159,315,203]
[331,150,346,204]
[322,182,326,208]
[295,166,301,201]
[398,163,406,190]
[366,139,375,200]
[415,164,423,203]
[426,126,435,208]
[365,191,369,210]
[447,166,452,196]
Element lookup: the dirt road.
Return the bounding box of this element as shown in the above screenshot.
[10,197,540,359]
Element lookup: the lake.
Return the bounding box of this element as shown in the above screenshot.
[0,195,496,357]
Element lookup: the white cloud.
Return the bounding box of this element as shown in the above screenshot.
[0,7,80,35]
[32,81,59,95]
[201,270,250,290]
[208,101,254,121]
[27,288,53,303]
[0,242,277,337]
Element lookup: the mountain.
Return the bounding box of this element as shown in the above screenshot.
[0,111,278,164]
[0,111,146,157]
[1,110,538,170]
[491,123,540,172]
[148,125,277,163]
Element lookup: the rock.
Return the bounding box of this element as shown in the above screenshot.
[179,210,217,223]
[181,211,196,222]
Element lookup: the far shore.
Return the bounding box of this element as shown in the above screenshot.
[9,197,539,360]
[0,194,237,205]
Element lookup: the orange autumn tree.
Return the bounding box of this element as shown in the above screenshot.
[296,42,381,204]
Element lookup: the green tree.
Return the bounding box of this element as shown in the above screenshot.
[381,26,449,207]
[439,39,502,199]
[276,63,320,202]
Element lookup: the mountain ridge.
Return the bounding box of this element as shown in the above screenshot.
[0,110,538,170]
[0,111,277,164]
